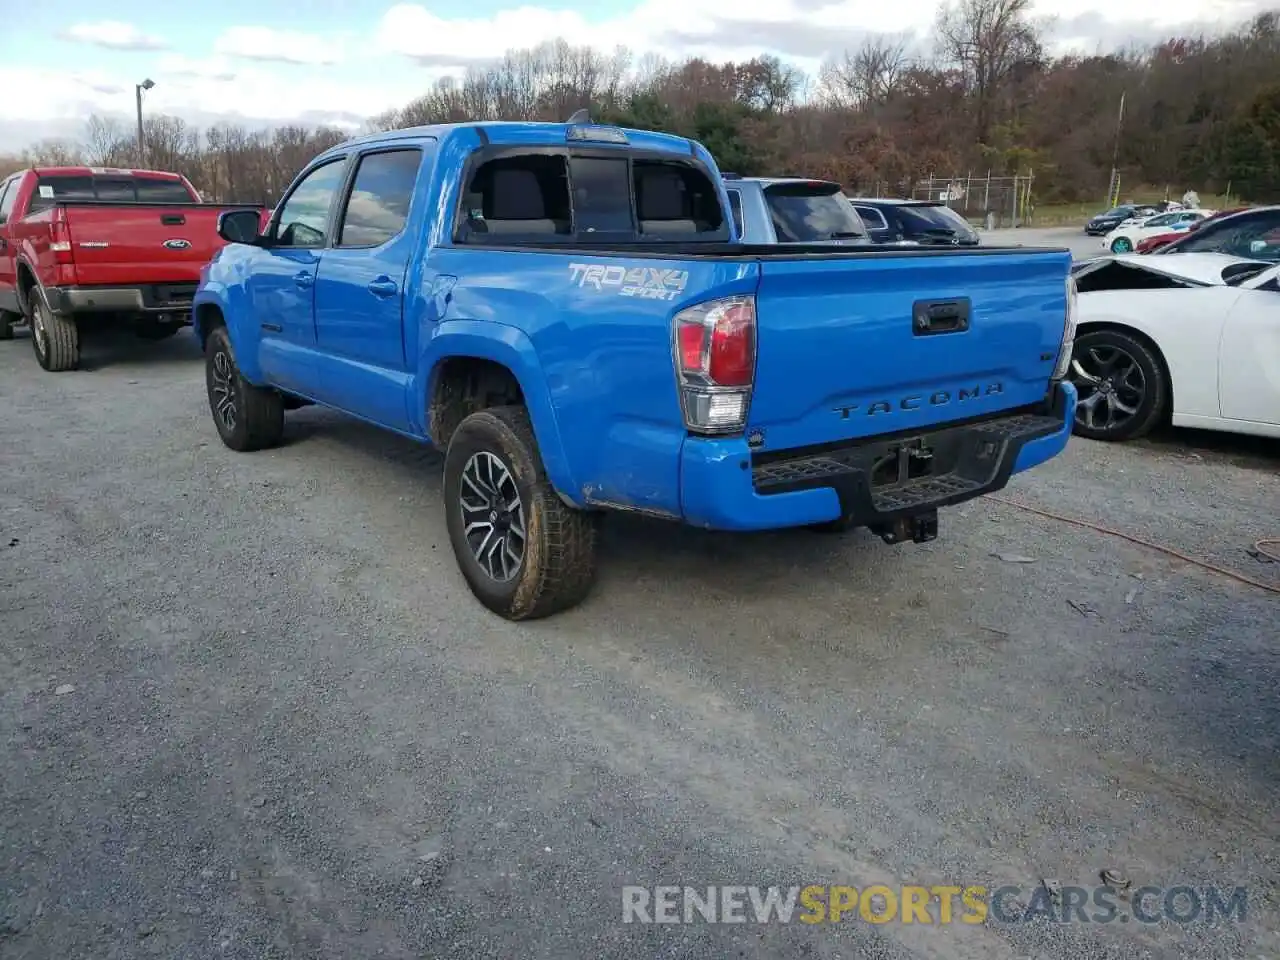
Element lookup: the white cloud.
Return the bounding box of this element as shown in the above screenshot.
[214,26,347,66]
[0,0,1267,153]
[60,21,167,51]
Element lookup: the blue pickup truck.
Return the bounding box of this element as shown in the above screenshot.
[193,120,1078,620]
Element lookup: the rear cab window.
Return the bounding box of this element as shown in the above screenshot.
[457,145,728,244]
[763,181,866,242]
[26,173,196,213]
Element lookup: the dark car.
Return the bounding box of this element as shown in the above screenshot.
[1084,204,1158,236]
[847,198,980,246]
[1154,204,1280,260]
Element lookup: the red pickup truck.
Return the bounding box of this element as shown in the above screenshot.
[0,166,266,371]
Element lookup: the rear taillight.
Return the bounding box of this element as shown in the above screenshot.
[672,295,756,435]
[49,210,73,265]
[1052,275,1078,381]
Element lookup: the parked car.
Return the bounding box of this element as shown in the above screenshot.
[1135,207,1249,253]
[1069,252,1279,441]
[722,175,870,245]
[0,165,267,368]
[1153,205,1280,260]
[1100,209,1213,253]
[193,120,1077,620]
[1084,204,1158,236]
[846,198,980,245]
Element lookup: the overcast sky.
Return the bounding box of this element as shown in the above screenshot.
[0,0,1268,152]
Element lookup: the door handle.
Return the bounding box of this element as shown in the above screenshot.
[368,277,398,298]
[294,272,314,289]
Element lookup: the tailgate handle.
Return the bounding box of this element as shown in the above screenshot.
[913,298,970,336]
[161,214,186,225]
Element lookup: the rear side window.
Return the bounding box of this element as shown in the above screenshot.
[764,182,866,243]
[727,189,744,236]
[337,149,422,247]
[568,156,633,234]
[854,205,887,230]
[0,179,16,223]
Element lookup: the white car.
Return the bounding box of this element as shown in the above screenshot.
[1101,209,1214,253]
[1067,252,1280,441]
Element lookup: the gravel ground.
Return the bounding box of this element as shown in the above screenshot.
[1,326,1277,960]
[982,226,1106,260]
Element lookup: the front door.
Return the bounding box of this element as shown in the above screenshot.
[1219,269,1280,426]
[248,156,349,394]
[312,146,426,429]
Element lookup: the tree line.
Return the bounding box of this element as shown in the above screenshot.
[4,0,1280,208]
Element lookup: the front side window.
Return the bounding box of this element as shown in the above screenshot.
[274,158,348,248]
[337,149,422,248]
[1178,213,1280,260]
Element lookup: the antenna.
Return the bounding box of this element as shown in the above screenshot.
[566,108,591,124]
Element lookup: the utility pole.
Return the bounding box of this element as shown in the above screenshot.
[1106,90,1125,208]
[135,78,155,166]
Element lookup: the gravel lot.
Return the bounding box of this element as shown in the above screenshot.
[982,226,1107,260]
[2,326,1277,960]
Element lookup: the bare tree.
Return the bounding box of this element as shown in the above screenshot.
[934,0,1044,143]
[819,35,912,109]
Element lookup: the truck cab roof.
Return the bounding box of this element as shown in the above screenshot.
[315,121,704,166]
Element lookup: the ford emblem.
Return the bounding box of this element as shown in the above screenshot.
[163,238,192,250]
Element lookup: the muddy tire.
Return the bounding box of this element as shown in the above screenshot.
[444,405,598,620]
[29,289,79,371]
[204,326,284,452]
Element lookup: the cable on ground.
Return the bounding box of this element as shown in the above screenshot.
[988,495,1280,596]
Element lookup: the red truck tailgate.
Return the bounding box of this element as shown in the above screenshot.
[62,205,235,285]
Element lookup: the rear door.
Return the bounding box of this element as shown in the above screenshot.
[748,249,1072,450]
[248,155,350,392]
[312,145,428,428]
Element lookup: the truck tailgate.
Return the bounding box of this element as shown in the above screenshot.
[748,249,1071,450]
[62,205,233,285]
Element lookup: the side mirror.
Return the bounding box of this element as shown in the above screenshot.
[218,209,264,245]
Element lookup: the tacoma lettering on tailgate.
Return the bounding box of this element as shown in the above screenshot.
[833,383,1004,419]
[568,263,689,301]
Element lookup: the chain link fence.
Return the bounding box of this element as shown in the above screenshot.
[908,173,1037,229]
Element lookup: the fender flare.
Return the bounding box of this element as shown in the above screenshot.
[421,320,580,506]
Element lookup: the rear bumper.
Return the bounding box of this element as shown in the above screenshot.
[680,380,1076,532]
[45,284,197,318]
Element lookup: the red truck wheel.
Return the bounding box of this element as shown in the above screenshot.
[29,291,79,372]
[444,405,599,620]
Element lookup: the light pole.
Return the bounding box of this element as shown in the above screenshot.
[135,78,155,166]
